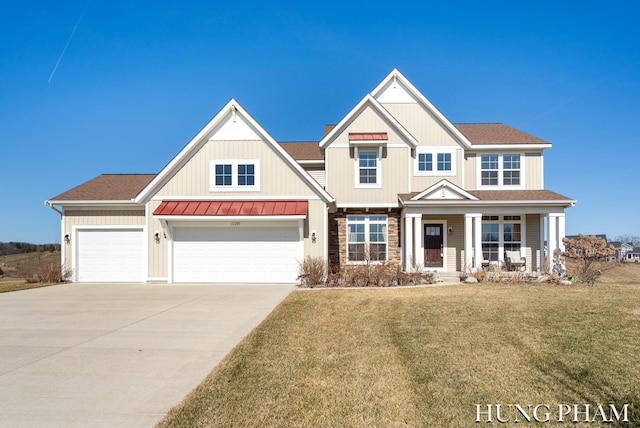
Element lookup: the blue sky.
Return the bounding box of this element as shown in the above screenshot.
[1,1,639,244]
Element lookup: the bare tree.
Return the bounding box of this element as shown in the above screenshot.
[560,234,618,286]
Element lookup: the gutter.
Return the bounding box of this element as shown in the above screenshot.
[45,200,62,216]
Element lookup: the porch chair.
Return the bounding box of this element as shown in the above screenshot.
[504,251,526,272]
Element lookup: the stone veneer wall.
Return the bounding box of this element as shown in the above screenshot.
[328,208,401,272]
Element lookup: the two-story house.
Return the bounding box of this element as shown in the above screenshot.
[47,69,575,283]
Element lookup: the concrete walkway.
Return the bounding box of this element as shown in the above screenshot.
[0,282,294,427]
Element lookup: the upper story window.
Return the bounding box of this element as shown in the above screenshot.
[479,153,522,188]
[415,147,455,176]
[359,151,378,184]
[354,148,381,188]
[210,159,260,191]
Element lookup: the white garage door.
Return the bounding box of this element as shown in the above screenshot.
[76,228,145,282]
[173,225,302,283]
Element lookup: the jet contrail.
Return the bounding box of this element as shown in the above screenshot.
[48,6,87,83]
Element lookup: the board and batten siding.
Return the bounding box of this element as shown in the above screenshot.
[156,140,319,197]
[325,105,411,204]
[380,103,465,148]
[62,209,145,273]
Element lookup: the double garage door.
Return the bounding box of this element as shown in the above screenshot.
[172,225,302,283]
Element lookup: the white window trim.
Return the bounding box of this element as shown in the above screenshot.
[346,214,388,264]
[354,146,382,189]
[414,147,456,176]
[210,159,261,192]
[477,153,525,189]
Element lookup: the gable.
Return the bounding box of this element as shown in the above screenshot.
[371,69,472,149]
[410,180,479,201]
[137,99,333,204]
[375,77,418,104]
[319,95,417,149]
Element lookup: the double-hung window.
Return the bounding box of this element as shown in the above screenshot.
[210,159,260,191]
[415,148,455,175]
[347,215,387,262]
[479,154,522,187]
[355,148,381,187]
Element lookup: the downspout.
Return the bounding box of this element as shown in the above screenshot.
[45,200,66,280]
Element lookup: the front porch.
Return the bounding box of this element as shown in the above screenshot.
[400,212,567,275]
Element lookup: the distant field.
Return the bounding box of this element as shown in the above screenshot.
[0,251,60,279]
[160,263,640,427]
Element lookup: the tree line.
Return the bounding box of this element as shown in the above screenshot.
[0,242,60,256]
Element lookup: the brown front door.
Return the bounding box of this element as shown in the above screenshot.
[424,224,444,268]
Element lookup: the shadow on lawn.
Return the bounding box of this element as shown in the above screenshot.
[528,356,638,426]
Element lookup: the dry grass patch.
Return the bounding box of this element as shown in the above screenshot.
[0,277,57,293]
[160,283,640,427]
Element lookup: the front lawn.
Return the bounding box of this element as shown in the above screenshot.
[159,282,640,427]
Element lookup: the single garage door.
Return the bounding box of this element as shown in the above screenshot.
[173,225,302,283]
[76,228,145,282]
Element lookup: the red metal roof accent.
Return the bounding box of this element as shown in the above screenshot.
[153,200,308,216]
[348,132,388,141]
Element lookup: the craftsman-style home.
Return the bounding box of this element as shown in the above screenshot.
[47,69,575,283]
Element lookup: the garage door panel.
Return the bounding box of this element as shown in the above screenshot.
[173,226,301,283]
[77,229,144,282]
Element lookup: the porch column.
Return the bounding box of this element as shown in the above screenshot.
[464,214,473,269]
[413,216,423,269]
[473,214,483,270]
[540,215,545,272]
[548,214,557,264]
[557,213,566,252]
[405,216,413,268]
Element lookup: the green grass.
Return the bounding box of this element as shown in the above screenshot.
[0,277,59,293]
[159,283,640,427]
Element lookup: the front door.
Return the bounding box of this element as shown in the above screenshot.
[424,224,444,268]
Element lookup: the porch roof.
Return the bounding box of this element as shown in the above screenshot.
[399,189,575,205]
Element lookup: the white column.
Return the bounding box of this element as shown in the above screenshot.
[548,214,557,270]
[413,216,423,269]
[464,214,473,270]
[540,215,545,272]
[405,216,413,268]
[557,213,566,252]
[473,215,483,270]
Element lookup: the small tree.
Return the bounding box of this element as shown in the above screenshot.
[560,234,617,285]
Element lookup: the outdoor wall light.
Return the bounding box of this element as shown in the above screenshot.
[448,227,453,235]
[64,233,70,244]
[154,231,161,243]
[311,230,317,243]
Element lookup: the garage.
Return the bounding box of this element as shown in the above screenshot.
[75,228,145,282]
[172,224,302,283]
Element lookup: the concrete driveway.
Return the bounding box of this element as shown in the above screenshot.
[0,282,294,427]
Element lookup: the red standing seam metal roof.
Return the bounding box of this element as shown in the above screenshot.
[348,132,388,141]
[153,200,308,216]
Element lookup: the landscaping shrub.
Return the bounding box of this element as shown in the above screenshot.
[297,256,327,287]
[26,263,71,284]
